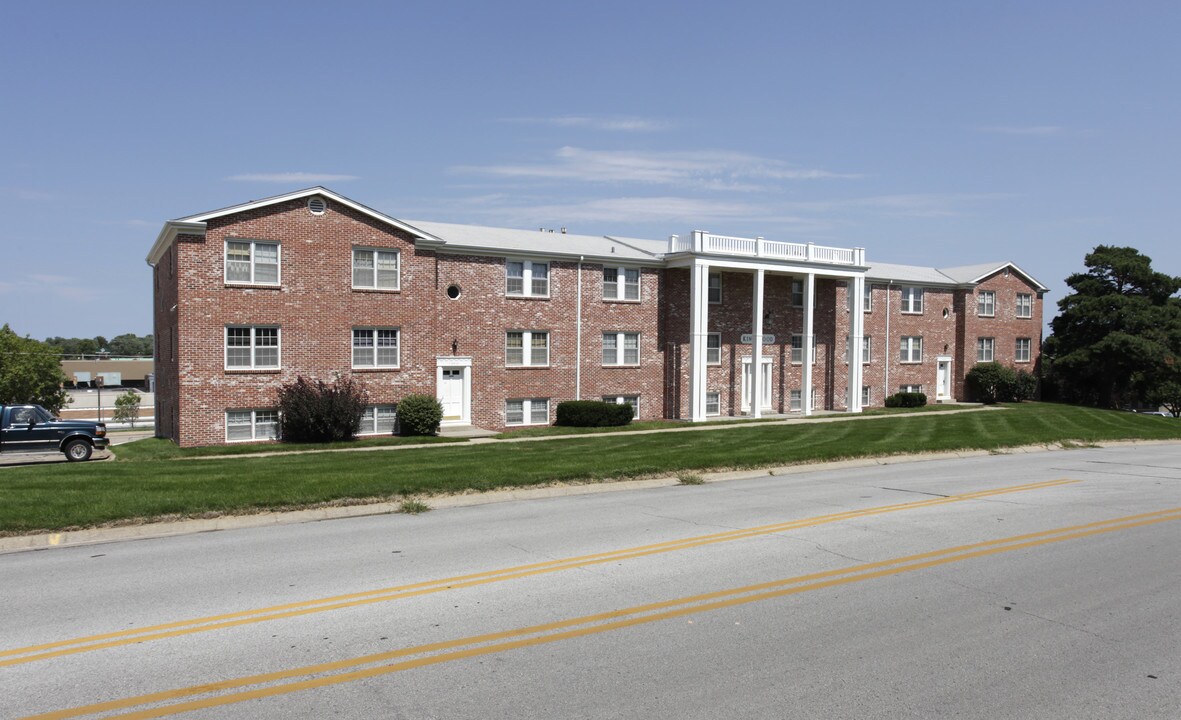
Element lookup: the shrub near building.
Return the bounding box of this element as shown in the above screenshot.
[556,400,634,427]
[278,376,368,443]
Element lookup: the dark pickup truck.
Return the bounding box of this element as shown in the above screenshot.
[0,404,109,461]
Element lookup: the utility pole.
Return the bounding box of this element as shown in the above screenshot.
[96,375,104,423]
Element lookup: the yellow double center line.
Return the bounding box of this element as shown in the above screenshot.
[21,505,1181,720]
[0,478,1075,668]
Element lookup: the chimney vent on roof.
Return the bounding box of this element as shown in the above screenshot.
[560,227,566,234]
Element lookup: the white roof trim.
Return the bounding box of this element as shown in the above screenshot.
[966,263,1049,292]
[145,221,205,266]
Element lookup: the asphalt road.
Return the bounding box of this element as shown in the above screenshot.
[2,445,1179,719]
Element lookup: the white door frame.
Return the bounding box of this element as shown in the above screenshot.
[436,357,472,426]
[935,356,953,401]
[740,356,773,412]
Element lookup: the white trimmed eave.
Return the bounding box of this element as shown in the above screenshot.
[423,241,666,267]
[145,221,206,266]
[971,263,1050,293]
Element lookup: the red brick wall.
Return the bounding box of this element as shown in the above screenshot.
[960,269,1045,397]
[863,283,960,400]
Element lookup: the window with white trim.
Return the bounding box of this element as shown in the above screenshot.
[977,290,996,317]
[791,279,804,307]
[901,286,924,314]
[1015,337,1032,363]
[506,259,549,297]
[900,336,923,363]
[506,398,549,426]
[708,272,722,304]
[225,240,279,285]
[900,384,923,394]
[863,284,873,312]
[1016,293,1033,318]
[506,331,549,367]
[790,389,802,411]
[976,337,995,362]
[226,409,279,442]
[603,267,640,301]
[352,328,400,368]
[357,405,398,435]
[705,392,720,416]
[352,248,400,290]
[791,334,816,364]
[862,335,872,364]
[603,332,640,366]
[603,395,640,419]
[706,333,721,365]
[861,386,872,407]
[225,326,280,369]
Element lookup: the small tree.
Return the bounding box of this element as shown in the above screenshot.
[397,394,443,436]
[1012,370,1038,402]
[113,390,142,426]
[965,362,1017,404]
[278,375,369,443]
[0,324,69,413]
[1153,381,1181,417]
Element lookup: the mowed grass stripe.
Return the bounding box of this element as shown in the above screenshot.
[23,506,1181,720]
[0,479,1075,666]
[1,403,1178,533]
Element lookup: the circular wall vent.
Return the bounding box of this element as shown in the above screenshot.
[446,284,462,299]
[308,197,327,215]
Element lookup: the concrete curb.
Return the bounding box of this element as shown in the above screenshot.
[3,438,1178,555]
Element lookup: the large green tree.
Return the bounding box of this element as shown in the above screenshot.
[0,325,70,413]
[1045,246,1181,408]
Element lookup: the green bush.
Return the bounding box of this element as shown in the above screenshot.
[965,362,1017,404]
[884,392,927,408]
[278,375,369,443]
[113,390,142,426]
[397,394,443,436]
[1012,370,1038,402]
[555,400,633,427]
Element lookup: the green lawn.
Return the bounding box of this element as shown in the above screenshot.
[1,403,1178,535]
[114,434,463,461]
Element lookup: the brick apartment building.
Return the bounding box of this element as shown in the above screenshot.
[147,187,1047,447]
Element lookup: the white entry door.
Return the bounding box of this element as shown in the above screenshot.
[935,357,952,401]
[439,368,464,420]
[741,357,773,412]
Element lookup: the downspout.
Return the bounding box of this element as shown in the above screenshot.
[884,280,892,393]
[576,256,583,400]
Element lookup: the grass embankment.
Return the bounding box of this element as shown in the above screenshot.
[114,434,462,461]
[1,403,1178,534]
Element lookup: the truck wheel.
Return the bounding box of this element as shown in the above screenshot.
[64,439,93,462]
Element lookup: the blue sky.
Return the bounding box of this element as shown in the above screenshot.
[2,1,1178,341]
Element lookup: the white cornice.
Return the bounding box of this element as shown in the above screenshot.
[145,221,206,266]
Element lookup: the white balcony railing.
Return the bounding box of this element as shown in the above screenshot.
[667,232,865,267]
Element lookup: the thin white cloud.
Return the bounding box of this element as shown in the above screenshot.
[0,274,100,302]
[975,125,1065,136]
[455,147,859,190]
[504,116,671,132]
[224,172,359,183]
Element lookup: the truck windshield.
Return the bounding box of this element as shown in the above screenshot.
[32,406,54,423]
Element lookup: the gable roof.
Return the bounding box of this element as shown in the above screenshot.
[406,220,664,263]
[938,262,1049,291]
[865,262,960,286]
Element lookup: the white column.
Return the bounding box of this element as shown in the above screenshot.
[751,268,765,418]
[846,274,866,413]
[802,272,816,416]
[689,260,710,421]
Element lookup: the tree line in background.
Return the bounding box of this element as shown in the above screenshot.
[45,333,153,357]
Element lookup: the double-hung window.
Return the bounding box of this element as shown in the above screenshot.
[861,386,872,407]
[791,334,816,364]
[226,409,279,442]
[708,272,722,304]
[900,384,923,394]
[225,326,280,369]
[1015,338,1032,363]
[977,337,995,362]
[900,336,923,363]
[862,336,872,364]
[352,328,400,369]
[357,405,398,435]
[901,287,924,314]
[506,259,549,297]
[506,398,549,426]
[506,331,549,367]
[705,392,720,416]
[863,284,873,312]
[603,267,640,301]
[603,332,640,366]
[791,280,804,307]
[977,291,996,317]
[225,240,279,285]
[352,248,400,290]
[706,333,721,364]
[1016,293,1033,318]
[603,395,640,419]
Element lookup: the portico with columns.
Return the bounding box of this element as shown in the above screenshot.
[666,231,868,422]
